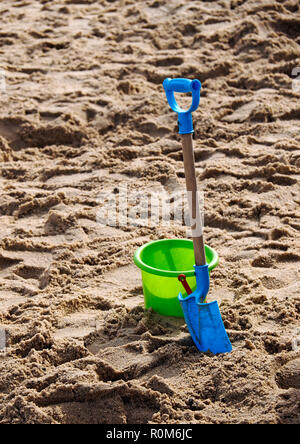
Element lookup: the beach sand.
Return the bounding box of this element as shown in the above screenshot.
[0,0,299,424]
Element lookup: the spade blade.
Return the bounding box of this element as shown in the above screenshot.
[179,294,232,355]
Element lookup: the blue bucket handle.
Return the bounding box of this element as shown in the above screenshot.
[163,78,201,135]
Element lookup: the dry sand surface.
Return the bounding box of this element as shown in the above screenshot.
[0,0,299,424]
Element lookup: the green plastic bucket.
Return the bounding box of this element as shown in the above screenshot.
[134,239,219,318]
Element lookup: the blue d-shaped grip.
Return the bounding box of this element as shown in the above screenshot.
[163,78,201,134]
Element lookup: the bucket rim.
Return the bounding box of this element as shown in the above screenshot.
[134,238,219,277]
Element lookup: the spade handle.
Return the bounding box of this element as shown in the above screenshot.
[163,77,206,266]
[181,133,206,266]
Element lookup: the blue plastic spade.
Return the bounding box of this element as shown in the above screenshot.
[178,265,232,354]
[163,78,232,355]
